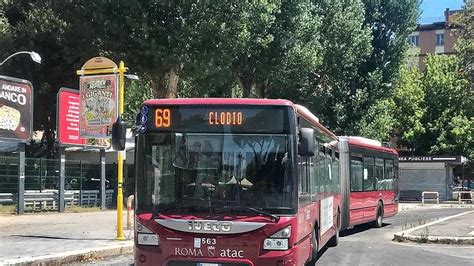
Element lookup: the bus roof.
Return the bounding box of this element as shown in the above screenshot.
[144,98,296,107]
[341,136,398,155]
[295,104,337,140]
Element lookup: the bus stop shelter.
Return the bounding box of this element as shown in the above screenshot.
[399,156,470,201]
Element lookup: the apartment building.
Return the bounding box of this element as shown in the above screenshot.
[408,8,461,70]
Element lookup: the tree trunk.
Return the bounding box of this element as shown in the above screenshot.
[236,75,254,98]
[166,67,179,99]
[257,80,268,98]
[149,72,165,98]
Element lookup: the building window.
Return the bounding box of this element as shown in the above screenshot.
[409,35,419,47]
[436,33,444,46]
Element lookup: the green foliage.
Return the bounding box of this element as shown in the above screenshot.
[421,55,472,158]
[5,0,454,159]
[351,0,420,133]
[124,79,154,124]
[358,98,396,141]
[452,0,474,85]
[392,62,425,146]
[270,0,372,133]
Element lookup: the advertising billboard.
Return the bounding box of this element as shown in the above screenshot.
[0,75,33,142]
[57,88,87,146]
[79,74,118,138]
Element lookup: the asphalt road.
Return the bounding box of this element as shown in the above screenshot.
[315,207,474,265]
[94,207,474,265]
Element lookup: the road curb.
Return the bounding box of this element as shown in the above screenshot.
[393,210,474,245]
[1,241,133,266]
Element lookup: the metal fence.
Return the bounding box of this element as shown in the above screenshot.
[0,156,129,211]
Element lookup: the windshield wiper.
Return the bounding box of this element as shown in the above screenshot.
[152,203,213,218]
[152,204,185,218]
[214,206,280,222]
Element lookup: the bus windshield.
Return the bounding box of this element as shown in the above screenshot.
[136,132,295,216]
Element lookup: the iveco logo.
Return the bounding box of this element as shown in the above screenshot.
[188,221,232,232]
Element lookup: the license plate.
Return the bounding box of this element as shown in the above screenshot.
[197,263,221,266]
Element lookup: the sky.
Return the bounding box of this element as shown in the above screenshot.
[419,0,465,24]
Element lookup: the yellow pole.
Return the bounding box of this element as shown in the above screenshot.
[116,61,126,240]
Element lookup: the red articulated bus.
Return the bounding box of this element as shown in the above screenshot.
[129,98,398,266]
[338,137,399,230]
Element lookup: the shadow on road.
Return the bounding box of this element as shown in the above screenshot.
[341,222,390,237]
[306,222,392,265]
[11,234,112,241]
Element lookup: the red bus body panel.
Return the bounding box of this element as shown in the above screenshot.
[136,214,305,265]
[347,139,399,226]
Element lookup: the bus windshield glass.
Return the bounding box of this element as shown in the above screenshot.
[136,132,295,216]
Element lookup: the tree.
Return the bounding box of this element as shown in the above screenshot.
[352,0,420,134]
[1,1,100,157]
[392,60,425,149]
[420,55,472,158]
[452,0,474,86]
[358,98,396,141]
[302,0,372,132]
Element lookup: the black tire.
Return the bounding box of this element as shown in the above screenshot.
[374,203,384,228]
[328,211,340,247]
[311,228,319,261]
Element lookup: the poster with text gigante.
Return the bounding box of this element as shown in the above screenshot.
[79,74,117,138]
[0,75,33,142]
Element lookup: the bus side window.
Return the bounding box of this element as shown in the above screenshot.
[350,156,363,192]
[375,158,384,190]
[298,157,311,205]
[385,159,394,190]
[333,150,340,192]
[311,138,319,200]
[363,157,376,191]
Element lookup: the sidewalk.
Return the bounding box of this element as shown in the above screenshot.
[0,211,133,265]
[394,210,474,245]
[398,201,474,211]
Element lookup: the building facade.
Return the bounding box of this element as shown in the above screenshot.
[408,8,461,70]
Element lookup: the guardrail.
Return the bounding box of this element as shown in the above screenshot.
[458,191,473,204]
[0,193,14,204]
[421,191,439,205]
[0,190,115,211]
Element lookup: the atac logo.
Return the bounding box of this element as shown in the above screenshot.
[187,220,232,233]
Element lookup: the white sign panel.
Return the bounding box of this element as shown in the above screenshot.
[320,196,334,234]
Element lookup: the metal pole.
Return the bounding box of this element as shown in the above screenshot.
[116,61,126,240]
[100,148,106,210]
[79,160,83,206]
[39,159,43,192]
[58,147,65,212]
[17,143,25,215]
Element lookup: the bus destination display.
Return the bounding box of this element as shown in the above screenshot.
[140,105,290,133]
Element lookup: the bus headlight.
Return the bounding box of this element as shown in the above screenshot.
[136,221,159,246]
[137,233,159,246]
[263,226,291,250]
[263,238,288,250]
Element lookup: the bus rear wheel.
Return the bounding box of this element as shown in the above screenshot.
[374,204,384,228]
[311,228,319,261]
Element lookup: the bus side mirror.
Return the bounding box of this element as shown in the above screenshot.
[298,128,315,157]
[112,116,127,151]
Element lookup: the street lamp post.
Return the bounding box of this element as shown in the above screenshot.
[0,51,42,66]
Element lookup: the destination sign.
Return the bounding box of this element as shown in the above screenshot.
[141,105,291,133]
